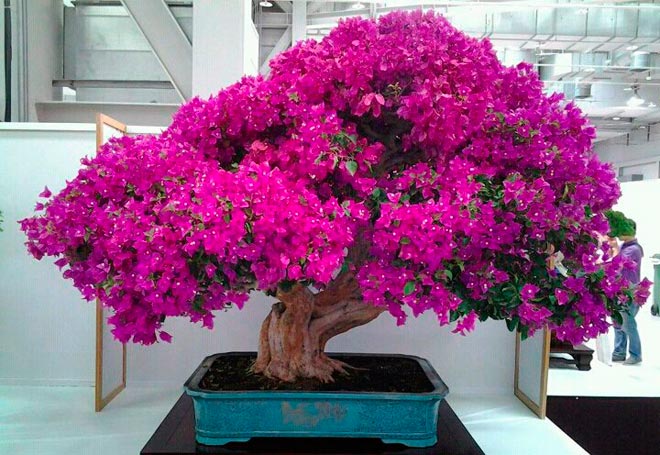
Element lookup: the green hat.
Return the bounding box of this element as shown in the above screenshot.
[605,210,636,237]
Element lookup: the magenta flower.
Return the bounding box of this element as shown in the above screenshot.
[634,278,653,304]
[18,10,649,351]
[38,186,52,198]
[520,284,540,302]
[554,288,570,306]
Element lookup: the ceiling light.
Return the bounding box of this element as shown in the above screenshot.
[259,1,273,7]
[626,45,638,51]
[612,117,621,121]
[584,68,595,72]
[649,102,657,108]
[646,75,653,81]
[351,2,365,9]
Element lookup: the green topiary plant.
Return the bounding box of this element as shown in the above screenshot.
[605,210,636,238]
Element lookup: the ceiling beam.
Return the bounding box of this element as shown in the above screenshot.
[260,26,292,75]
[120,0,192,101]
[274,1,291,14]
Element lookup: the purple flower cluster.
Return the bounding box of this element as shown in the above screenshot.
[21,11,650,345]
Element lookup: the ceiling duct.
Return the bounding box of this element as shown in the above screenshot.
[575,83,592,99]
[630,52,651,72]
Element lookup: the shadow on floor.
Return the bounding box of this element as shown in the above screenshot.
[547,396,660,455]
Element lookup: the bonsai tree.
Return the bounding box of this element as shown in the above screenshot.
[21,11,650,382]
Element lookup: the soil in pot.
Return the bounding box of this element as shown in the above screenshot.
[199,354,435,393]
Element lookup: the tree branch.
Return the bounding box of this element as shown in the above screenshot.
[313,272,360,310]
[312,301,386,349]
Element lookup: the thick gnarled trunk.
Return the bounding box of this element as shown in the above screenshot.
[252,278,384,382]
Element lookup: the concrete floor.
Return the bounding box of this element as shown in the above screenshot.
[548,308,660,397]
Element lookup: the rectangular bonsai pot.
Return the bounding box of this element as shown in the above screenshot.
[184,352,449,448]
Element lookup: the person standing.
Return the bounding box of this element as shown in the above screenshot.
[607,212,644,365]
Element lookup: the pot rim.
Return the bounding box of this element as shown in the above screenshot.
[184,351,449,399]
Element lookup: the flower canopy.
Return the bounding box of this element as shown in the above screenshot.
[22,11,650,346]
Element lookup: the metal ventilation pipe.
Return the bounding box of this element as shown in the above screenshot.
[631,52,651,72]
[575,83,592,99]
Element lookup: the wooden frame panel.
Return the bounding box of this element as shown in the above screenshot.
[95,113,127,412]
[514,328,550,418]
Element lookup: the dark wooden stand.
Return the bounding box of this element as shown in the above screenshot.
[550,342,594,371]
[141,394,484,455]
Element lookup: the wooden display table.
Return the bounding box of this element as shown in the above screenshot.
[550,342,594,371]
[141,393,484,455]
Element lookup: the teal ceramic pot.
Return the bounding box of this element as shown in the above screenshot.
[184,352,449,447]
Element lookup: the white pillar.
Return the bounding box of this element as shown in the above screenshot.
[192,0,258,99]
[292,1,307,44]
[14,0,63,121]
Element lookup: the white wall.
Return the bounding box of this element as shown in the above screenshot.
[0,125,97,385]
[131,298,515,395]
[595,124,660,178]
[0,124,516,395]
[615,180,660,286]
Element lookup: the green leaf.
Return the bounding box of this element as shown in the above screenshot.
[371,187,384,200]
[288,92,299,102]
[400,236,411,245]
[519,325,530,340]
[341,200,351,216]
[505,317,519,332]
[403,281,416,296]
[345,160,358,176]
[444,269,453,280]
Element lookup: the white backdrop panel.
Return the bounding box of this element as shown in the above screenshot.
[129,293,516,395]
[0,125,516,394]
[0,127,97,385]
